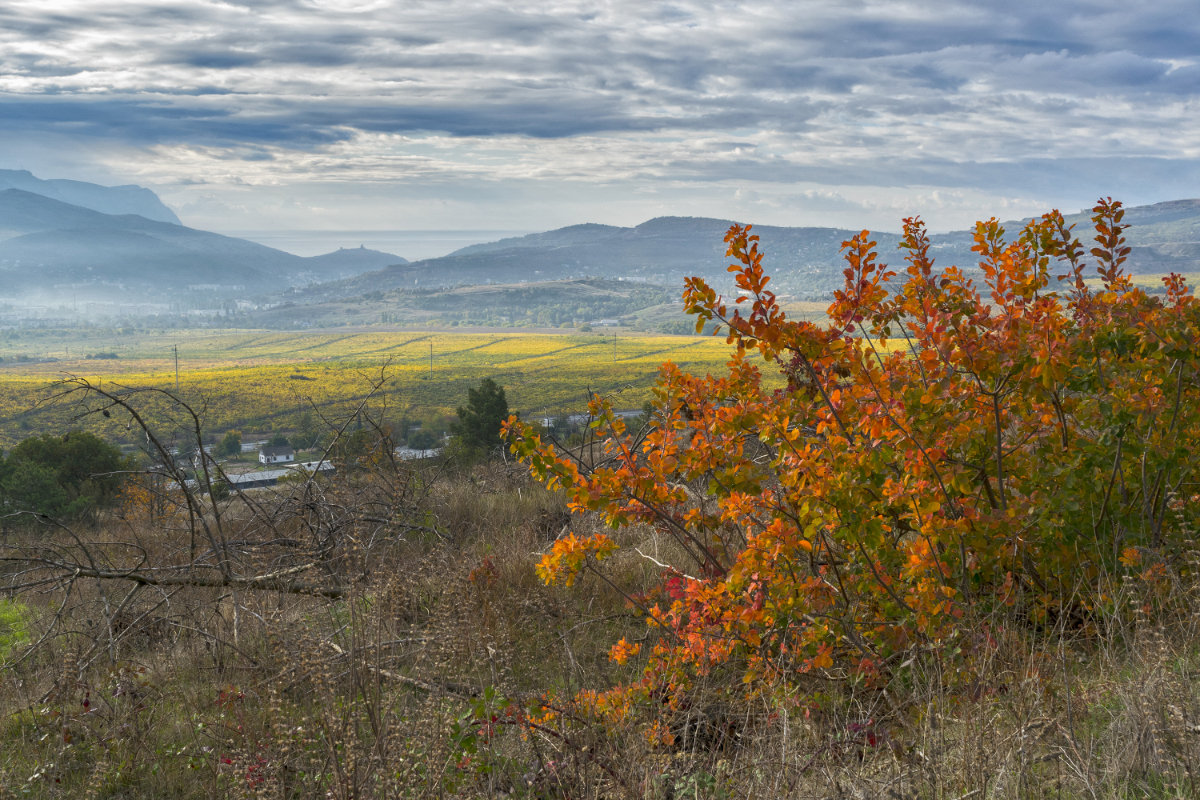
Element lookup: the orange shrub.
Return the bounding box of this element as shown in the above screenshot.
[507,200,1200,705]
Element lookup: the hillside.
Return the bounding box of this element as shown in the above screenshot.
[300,245,407,281]
[0,169,181,224]
[294,217,901,304]
[0,189,405,313]
[5,184,1200,327]
[248,277,682,330]
[297,201,1200,318]
[0,189,301,297]
[1078,198,1200,262]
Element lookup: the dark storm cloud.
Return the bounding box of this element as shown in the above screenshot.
[0,90,773,144]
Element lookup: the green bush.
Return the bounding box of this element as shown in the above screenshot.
[0,599,30,661]
[0,431,131,522]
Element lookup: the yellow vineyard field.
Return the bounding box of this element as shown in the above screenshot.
[0,329,743,447]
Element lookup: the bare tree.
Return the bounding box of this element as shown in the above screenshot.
[0,371,446,673]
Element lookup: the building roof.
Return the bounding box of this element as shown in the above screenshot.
[225,461,336,489]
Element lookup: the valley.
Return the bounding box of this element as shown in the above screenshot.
[2,175,1200,800]
[0,328,740,449]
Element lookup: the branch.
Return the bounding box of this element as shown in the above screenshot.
[632,547,698,583]
[5,557,347,598]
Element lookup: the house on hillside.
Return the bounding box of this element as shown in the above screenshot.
[259,444,295,464]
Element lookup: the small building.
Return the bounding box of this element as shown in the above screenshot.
[394,446,443,461]
[226,460,335,491]
[259,444,295,464]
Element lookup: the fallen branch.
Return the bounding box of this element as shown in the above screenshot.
[1,557,347,598]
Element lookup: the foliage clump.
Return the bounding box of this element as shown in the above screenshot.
[0,430,130,522]
[450,377,510,463]
[215,429,242,458]
[0,598,31,660]
[508,199,1200,723]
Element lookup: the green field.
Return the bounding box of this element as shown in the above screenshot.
[0,328,740,448]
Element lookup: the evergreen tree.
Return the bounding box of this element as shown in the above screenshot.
[450,378,509,462]
[293,412,325,450]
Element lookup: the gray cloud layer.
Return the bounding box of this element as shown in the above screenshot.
[2,0,1198,231]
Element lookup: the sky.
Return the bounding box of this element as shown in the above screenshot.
[2,0,1199,238]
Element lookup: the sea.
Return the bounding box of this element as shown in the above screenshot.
[222,229,533,261]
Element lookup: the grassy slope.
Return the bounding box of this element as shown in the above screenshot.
[0,462,1197,799]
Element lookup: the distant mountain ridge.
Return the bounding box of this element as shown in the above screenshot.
[283,201,1200,321]
[4,169,1200,327]
[0,184,407,309]
[450,223,627,256]
[304,246,408,274]
[928,198,1200,278]
[0,188,293,297]
[304,217,892,302]
[310,216,898,301]
[0,169,181,224]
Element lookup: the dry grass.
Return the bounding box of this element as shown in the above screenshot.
[2,464,1199,799]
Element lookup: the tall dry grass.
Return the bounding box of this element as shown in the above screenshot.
[1,462,1198,799]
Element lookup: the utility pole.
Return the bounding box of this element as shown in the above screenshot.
[429,341,434,379]
[174,344,179,393]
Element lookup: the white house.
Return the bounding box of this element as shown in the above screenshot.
[258,444,295,464]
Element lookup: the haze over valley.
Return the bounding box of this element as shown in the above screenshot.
[5,169,1200,334]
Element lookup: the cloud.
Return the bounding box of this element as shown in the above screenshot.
[1,0,1197,229]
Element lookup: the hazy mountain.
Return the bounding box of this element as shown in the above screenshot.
[0,189,294,294]
[1074,199,1200,264]
[429,202,1200,292]
[0,226,273,294]
[5,177,1199,327]
[0,190,402,309]
[301,246,407,280]
[1089,198,1200,237]
[310,216,899,301]
[449,223,627,256]
[0,169,181,224]
[929,198,1200,279]
[276,200,1200,331]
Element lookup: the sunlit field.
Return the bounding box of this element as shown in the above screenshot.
[0,329,743,447]
[4,269,1149,449]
